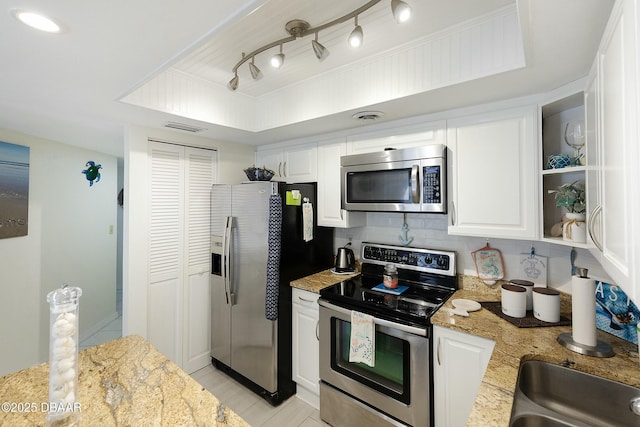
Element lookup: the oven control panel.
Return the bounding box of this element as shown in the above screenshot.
[361,242,456,276]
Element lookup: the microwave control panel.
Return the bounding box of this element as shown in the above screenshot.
[422,166,441,204]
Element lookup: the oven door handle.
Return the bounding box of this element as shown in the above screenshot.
[318,299,427,337]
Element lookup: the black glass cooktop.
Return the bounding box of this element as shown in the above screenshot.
[319,272,455,327]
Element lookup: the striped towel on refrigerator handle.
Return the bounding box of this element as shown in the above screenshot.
[265,194,282,321]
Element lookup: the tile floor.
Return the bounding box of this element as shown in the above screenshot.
[191,365,327,426]
[79,315,122,351]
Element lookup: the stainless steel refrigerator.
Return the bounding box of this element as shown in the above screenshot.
[210,181,334,405]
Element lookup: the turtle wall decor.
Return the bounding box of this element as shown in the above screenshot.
[82,161,102,187]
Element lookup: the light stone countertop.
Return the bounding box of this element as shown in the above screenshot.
[290,268,359,293]
[0,335,248,427]
[291,271,640,426]
[433,276,640,427]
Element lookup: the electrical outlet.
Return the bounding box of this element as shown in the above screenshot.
[346,234,353,242]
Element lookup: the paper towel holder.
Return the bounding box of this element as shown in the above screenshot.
[557,333,614,357]
[557,267,614,358]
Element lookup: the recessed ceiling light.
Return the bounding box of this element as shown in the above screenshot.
[11,9,62,33]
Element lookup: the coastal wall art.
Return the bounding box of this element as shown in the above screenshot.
[0,141,29,239]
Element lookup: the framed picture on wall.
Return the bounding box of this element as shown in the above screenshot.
[0,141,29,239]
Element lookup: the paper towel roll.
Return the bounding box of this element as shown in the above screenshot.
[571,275,597,346]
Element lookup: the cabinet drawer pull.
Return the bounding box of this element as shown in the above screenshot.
[298,296,316,303]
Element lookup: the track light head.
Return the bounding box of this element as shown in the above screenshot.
[391,0,412,23]
[271,45,285,68]
[271,53,285,68]
[348,16,363,48]
[249,57,263,80]
[312,33,329,61]
[227,73,239,91]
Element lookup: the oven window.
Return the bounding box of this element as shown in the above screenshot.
[346,169,412,203]
[331,318,410,404]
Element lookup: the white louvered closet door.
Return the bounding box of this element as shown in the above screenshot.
[183,147,217,373]
[148,142,217,372]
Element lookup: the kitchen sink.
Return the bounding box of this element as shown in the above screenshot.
[509,360,640,427]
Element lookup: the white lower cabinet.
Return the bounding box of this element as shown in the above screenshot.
[433,325,495,427]
[292,288,320,409]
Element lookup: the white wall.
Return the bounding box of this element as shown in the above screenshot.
[0,128,117,376]
[334,212,611,292]
[123,125,254,338]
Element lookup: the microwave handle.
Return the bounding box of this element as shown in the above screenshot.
[411,165,420,203]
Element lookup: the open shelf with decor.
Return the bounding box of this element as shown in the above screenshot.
[539,90,591,248]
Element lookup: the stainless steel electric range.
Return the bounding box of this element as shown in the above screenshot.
[318,242,457,427]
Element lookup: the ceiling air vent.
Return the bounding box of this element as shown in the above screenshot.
[352,111,384,121]
[164,121,206,133]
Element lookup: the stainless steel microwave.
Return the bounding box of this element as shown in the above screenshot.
[341,144,447,213]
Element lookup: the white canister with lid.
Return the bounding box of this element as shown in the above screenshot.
[510,279,534,311]
[501,284,527,318]
[532,287,561,323]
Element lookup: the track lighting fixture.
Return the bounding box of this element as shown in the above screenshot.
[249,56,263,80]
[391,0,412,23]
[228,0,412,91]
[270,45,285,68]
[311,33,329,61]
[348,16,364,48]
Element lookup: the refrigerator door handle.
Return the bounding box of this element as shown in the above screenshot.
[223,216,235,305]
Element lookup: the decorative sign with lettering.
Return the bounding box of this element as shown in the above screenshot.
[471,243,505,285]
[595,281,639,345]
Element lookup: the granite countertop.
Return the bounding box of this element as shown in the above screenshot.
[290,268,359,293]
[291,271,640,425]
[432,276,640,427]
[0,335,248,427]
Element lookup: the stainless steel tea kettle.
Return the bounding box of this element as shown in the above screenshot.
[335,243,356,273]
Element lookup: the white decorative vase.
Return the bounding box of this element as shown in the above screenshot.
[562,212,587,243]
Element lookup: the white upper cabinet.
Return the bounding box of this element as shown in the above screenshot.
[256,143,317,183]
[255,148,285,180]
[317,140,366,228]
[447,106,538,240]
[346,121,446,155]
[588,0,639,303]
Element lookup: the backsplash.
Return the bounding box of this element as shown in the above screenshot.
[333,212,612,293]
